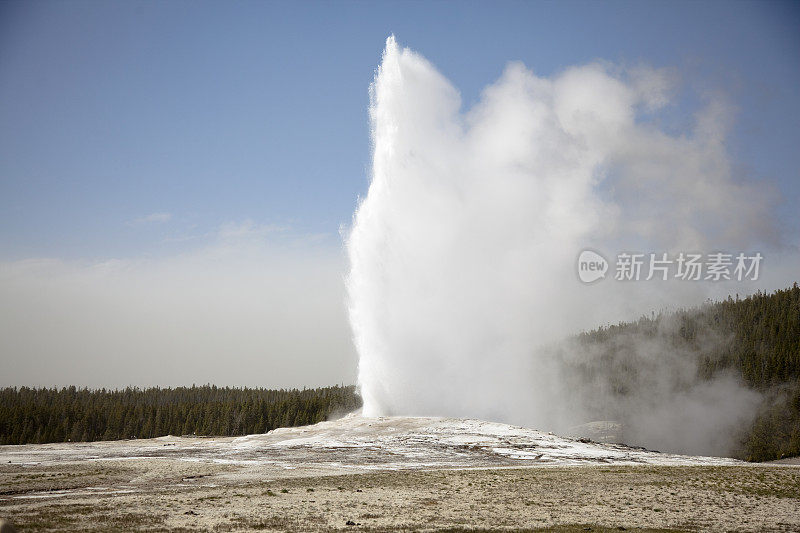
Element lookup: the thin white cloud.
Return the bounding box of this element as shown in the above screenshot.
[129,212,172,226]
[217,220,288,241]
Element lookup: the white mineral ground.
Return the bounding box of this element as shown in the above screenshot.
[1,414,798,532]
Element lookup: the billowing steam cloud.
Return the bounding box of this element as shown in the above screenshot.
[346,37,776,455]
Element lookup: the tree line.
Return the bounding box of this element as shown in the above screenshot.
[0,384,361,445]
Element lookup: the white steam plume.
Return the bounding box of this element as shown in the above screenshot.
[346,37,778,454]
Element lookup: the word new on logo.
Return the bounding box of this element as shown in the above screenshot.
[577,250,608,283]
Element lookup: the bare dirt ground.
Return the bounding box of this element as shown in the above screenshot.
[1,417,798,532]
[1,461,799,532]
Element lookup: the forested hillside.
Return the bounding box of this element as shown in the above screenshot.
[0,385,361,445]
[570,283,800,461]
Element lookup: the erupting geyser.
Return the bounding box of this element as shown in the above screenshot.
[346,37,770,454]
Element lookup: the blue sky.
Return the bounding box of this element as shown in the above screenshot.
[1,0,799,260]
[1,1,799,388]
